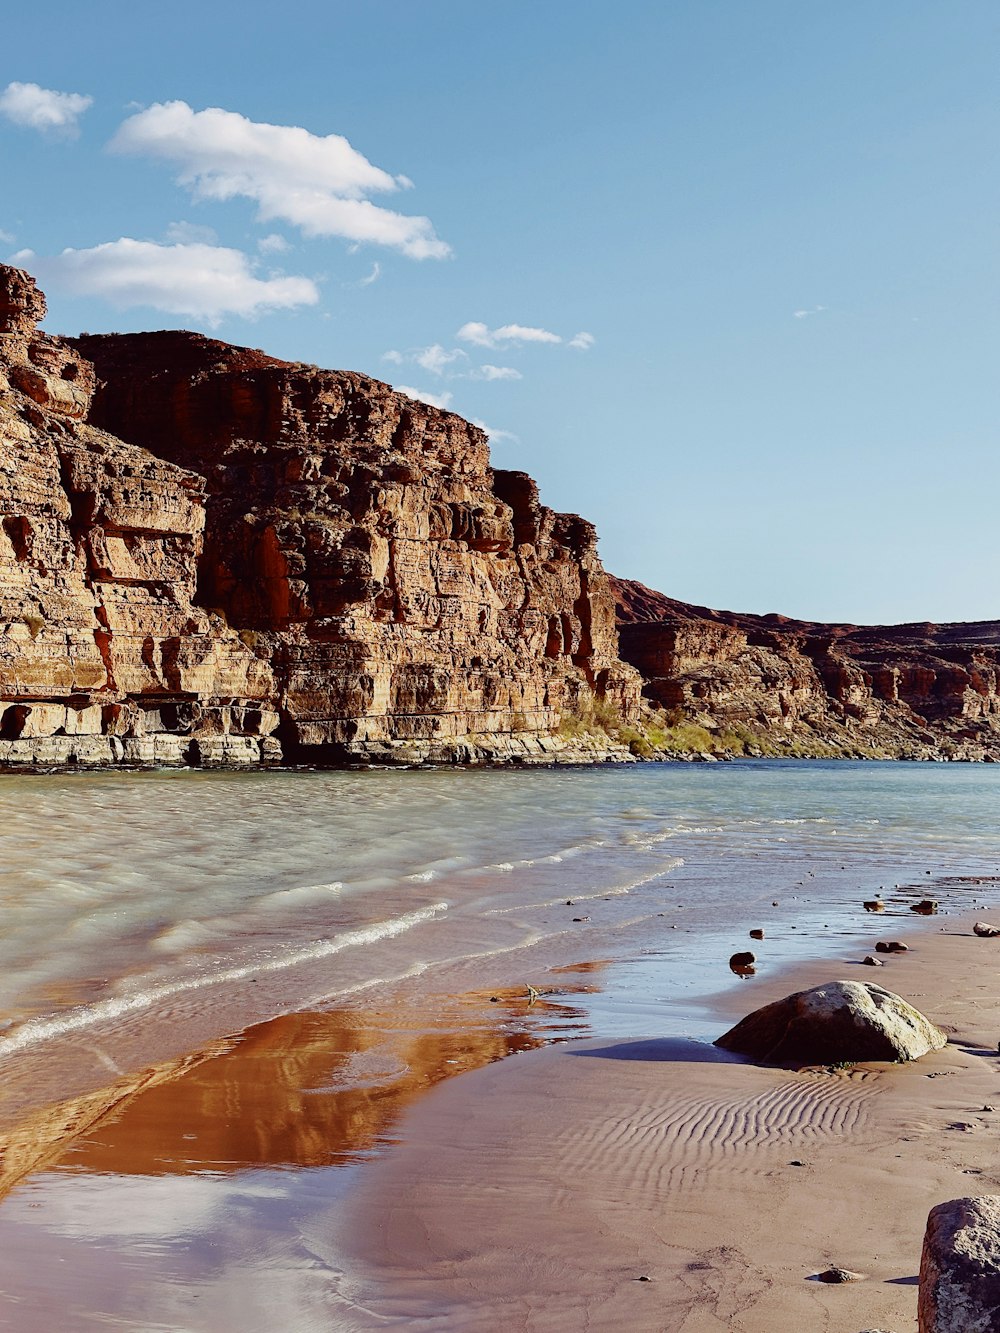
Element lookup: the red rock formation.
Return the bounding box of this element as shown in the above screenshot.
[73,329,639,763]
[612,577,1000,761]
[0,266,276,766]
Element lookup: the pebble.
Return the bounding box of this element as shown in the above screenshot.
[815,1267,865,1283]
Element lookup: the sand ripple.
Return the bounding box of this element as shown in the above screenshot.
[556,1067,877,1199]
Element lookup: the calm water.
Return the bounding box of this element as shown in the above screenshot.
[0,761,997,1329]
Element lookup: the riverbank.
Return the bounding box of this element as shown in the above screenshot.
[332,909,1000,1330]
[0,764,997,1328]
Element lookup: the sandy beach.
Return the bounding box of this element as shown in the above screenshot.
[332,912,1000,1331]
[0,763,998,1330]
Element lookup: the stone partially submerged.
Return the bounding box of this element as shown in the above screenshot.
[919,1196,1000,1332]
[714,979,947,1065]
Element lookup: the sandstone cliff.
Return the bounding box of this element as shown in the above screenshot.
[613,577,1000,762]
[72,330,639,764]
[5,256,996,770]
[0,267,277,768]
[0,261,639,768]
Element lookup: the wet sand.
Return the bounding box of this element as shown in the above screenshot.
[334,913,1000,1331]
[2,905,1000,1328]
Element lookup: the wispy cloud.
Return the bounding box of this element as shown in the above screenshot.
[0,81,92,137]
[358,260,381,286]
[0,228,14,246]
[383,345,521,383]
[793,305,827,319]
[111,101,450,259]
[164,220,218,245]
[14,238,319,324]
[568,331,595,350]
[471,416,518,444]
[457,321,561,348]
[414,343,467,375]
[258,232,290,254]
[382,344,466,376]
[473,364,521,381]
[395,385,454,410]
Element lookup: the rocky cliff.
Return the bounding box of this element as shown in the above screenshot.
[5,257,996,769]
[0,261,639,768]
[0,266,277,768]
[613,577,1000,762]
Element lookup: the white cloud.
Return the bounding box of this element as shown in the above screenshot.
[414,343,467,375]
[164,220,218,245]
[14,238,319,323]
[474,364,522,381]
[569,331,595,350]
[793,305,827,319]
[457,321,562,348]
[0,229,14,245]
[0,81,92,136]
[395,385,453,410]
[381,344,468,376]
[111,101,450,259]
[258,232,290,254]
[358,260,381,286]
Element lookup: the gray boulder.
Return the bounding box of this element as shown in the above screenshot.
[714,980,947,1065]
[919,1196,1000,1332]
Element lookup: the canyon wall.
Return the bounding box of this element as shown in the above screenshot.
[0,262,638,768]
[0,266,277,768]
[613,578,1000,762]
[4,257,997,769]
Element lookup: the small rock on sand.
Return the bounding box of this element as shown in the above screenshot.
[815,1266,866,1283]
[729,951,756,969]
[875,940,908,953]
[973,922,1000,937]
[862,955,884,966]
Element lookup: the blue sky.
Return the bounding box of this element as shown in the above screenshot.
[2,1,997,624]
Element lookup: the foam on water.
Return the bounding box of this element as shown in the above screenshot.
[0,902,448,1057]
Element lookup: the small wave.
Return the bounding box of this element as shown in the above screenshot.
[254,881,343,910]
[405,871,437,883]
[483,858,683,916]
[152,919,220,953]
[0,901,449,1059]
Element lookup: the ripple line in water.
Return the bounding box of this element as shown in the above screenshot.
[0,902,449,1059]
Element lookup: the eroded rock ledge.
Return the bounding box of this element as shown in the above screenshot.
[0,262,639,769]
[613,577,1000,762]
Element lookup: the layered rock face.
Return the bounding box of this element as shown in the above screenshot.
[0,266,276,767]
[613,577,1000,761]
[71,328,638,763]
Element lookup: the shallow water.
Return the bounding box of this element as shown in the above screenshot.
[0,760,998,1329]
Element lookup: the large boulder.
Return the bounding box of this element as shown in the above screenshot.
[919,1196,1000,1332]
[714,980,947,1065]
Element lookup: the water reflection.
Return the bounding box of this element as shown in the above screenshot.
[0,981,596,1188]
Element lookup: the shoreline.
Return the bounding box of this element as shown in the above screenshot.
[331,906,1000,1331]
[0,770,997,1329]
